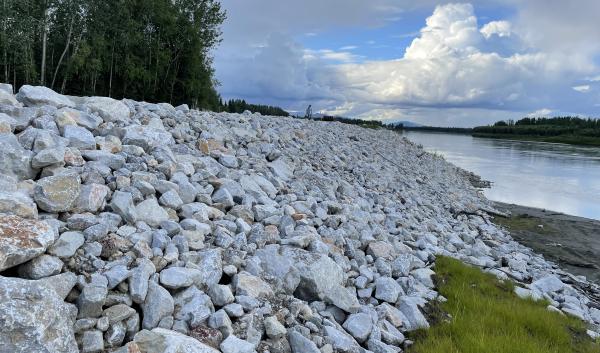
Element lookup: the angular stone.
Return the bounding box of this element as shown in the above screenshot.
[129,259,156,304]
[32,146,66,168]
[75,183,110,213]
[134,328,220,353]
[288,331,320,353]
[103,304,137,324]
[81,330,104,353]
[173,286,213,328]
[34,173,81,212]
[16,85,75,108]
[136,198,170,227]
[323,326,360,352]
[264,316,287,339]
[367,241,396,260]
[17,254,63,279]
[159,190,184,210]
[123,125,174,152]
[104,265,131,289]
[0,275,78,353]
[0,133,36,180]
[531,275,565,294]
[323,286,361,313]
[160,267,195,289]
[220,335,256,353]
[343,313,373,343]
[81,150,126,169]
[0,191,38,218]
[208,284,235,307]
[234,272,274,299]
[63,125,96,150]
[77,284,108,318]
[110,191,138,224]
[84,96,131,123]
[294,254,344,302]
[397,297,429,331]
[142,281,174,329]
[375,277,404,303]
[48,231,85,257]
[0,215,56,271]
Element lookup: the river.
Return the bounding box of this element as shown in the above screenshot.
[401,131,600,220]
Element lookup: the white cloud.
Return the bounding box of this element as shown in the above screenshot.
[340,45,358,51]
[215,1,600,126]
[573,85,591,93]
[527,108,553,117]
[480,20,513,39]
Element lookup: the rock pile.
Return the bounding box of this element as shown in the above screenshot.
[0,84,599,353]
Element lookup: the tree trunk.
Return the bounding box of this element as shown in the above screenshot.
[2,0,7,83]
[108,42,114,97]
[61,31,83,94]
[51,15,74,89]
[40,6,49,85]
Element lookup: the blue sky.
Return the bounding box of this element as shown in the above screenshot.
[215,1,600,127]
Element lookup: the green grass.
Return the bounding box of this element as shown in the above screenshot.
[408,256,600,353]
[472,133,600,147]
[493,214,555,235]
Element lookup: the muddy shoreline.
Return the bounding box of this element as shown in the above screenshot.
[492,202,600,284]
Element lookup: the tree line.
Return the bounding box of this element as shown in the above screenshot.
[219,98,289,116]
[474,116,600,138]
[0,0,226,110]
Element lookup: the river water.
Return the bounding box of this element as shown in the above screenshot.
[401,131,600,220]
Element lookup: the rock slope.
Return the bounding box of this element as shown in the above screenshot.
[0,84,599,353]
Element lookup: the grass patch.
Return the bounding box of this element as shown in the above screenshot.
[493,214,556,235]
[408,256,599,353]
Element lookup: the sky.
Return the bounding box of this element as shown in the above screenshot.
[214,1,600,127]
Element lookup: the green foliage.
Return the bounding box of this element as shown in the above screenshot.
[307,115,383,129]
[0,0,226,109]
[474,117,600,139]
[222,99,289,116]
[408,256,600,353]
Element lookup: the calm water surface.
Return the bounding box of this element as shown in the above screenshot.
[402,131,600,220]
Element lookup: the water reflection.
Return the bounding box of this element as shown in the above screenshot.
[402,131,600,220]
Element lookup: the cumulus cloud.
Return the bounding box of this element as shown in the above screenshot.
[215,1,600,126]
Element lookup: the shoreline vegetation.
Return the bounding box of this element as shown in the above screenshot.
[293,114,600,147]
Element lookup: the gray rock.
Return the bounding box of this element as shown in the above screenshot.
[81,330,104,353]
[134,328,220,353]
[0,191,38,218]
[288,330,320,353]
[122,125,174,152]
[208,309,233,337]
[34,173,81,212]
[220,335,256,353]
[110,191,138,224]
[75,183,110,213]
[63,124,95,150]
[374,277,403,303]
[323,325,360,352]
[129,259,156,303]
[531,275,565,294]
[0,133,36,180]
[104,265,131,289]
[159,190,184,210]
[192,249,223,287]
[84,96,130,122]
[295,254,344,302]
[136,198,170,227]
[343,313,373,343]
[77,283,108,318]
[208,284,235,307]
[16,85,75,108]
[212,187,235,208]
[324,286,361,314]
[81,150,126,169]
[160,267,195,289]
[0,88,18,106]
[219,154,239,168]
[105,321,127,347]
[0,215,56,271]
[142,281,174,329]
[17,254,63,279]
[0,275,78,353]
[173,286,213,328]
[264,316,287,339]
[103,304,137,324]
[48,231,85,257]
[397,297,429,331]
[234,272,274,299]
[32,146,66,168]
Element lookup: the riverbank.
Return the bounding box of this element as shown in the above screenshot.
[492,202,600,284]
